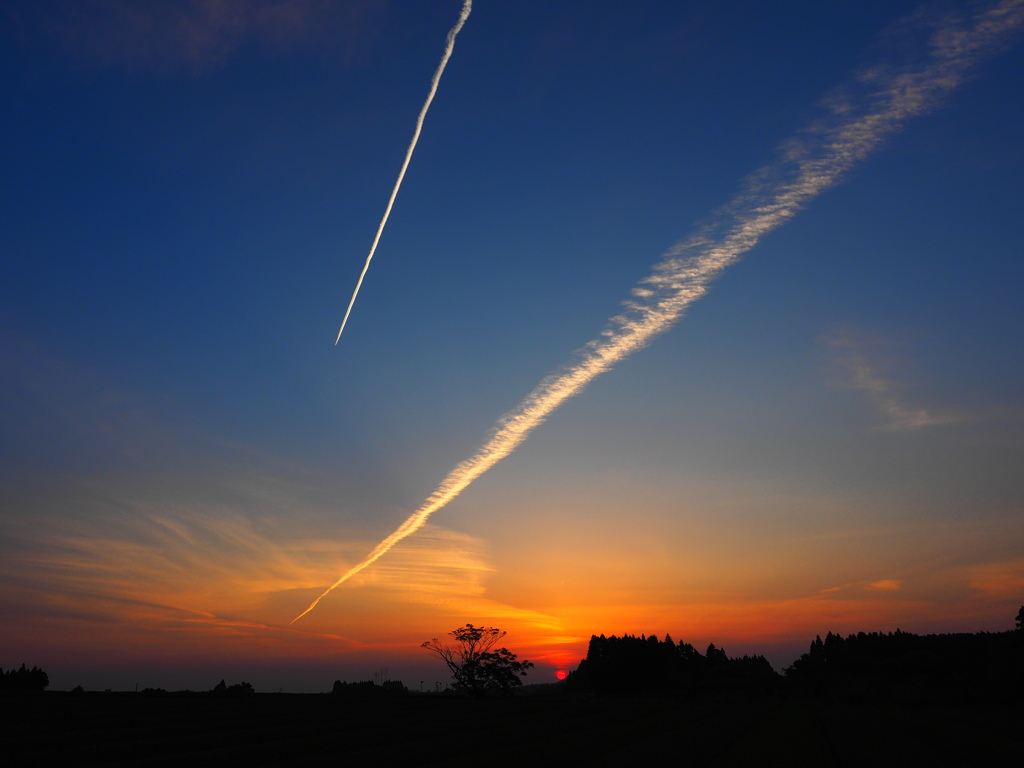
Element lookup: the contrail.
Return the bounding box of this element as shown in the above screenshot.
[294,0,1024,622]
[334,0,472,344]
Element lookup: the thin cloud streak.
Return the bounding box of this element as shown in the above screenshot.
[335,0,472,344]
[826,328,957,430]
[295,0,1024,621]
[2,492,552,646]
[13,0,389,72]
[840,352,951,430]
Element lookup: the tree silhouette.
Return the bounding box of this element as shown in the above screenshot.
[422,624,533,696]
[0,664,49,693]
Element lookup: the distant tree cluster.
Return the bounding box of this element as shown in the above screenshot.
[0,664,49,693]
[785,624,1024,704]
[566,634,777,696]
[332,679,407,698]
[212,679,255,695]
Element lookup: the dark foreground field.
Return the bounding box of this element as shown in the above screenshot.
[2,690,1018,766]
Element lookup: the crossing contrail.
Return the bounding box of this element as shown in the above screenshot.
[334,0,472,344]
[294,0,1024,623]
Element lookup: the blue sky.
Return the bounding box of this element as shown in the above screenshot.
[2,0,1023,692]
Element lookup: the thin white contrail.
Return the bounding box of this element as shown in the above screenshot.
[294,0,1024,623]
[334,0,472,345]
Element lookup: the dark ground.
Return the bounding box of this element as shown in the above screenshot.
[2,690,1018,766]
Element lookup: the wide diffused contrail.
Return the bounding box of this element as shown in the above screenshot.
[334,0,472,344]
[294,0,1024,622]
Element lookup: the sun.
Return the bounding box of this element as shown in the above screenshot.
[555,670,567,681]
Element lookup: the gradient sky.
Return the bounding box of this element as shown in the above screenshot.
[2,0,1023,693]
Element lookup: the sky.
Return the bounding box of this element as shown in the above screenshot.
[2,0,1023,693]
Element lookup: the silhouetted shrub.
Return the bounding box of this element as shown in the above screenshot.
[212,679,255,695]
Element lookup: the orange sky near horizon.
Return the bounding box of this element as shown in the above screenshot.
[3,482,1020,689]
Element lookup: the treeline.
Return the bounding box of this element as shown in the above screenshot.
[566,617,1023,703]
[0,664,49,693]
[785,628,1023,704]
[566,634,777,696]
[83,680,257,696]
[8,608,1021,701]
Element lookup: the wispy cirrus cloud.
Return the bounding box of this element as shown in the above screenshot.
[5,0,389,72]
[0,481,557,660]
[826,328,957,430]
[966,560,1024,599]
[0,330,273,475]
[868,579,903,591]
